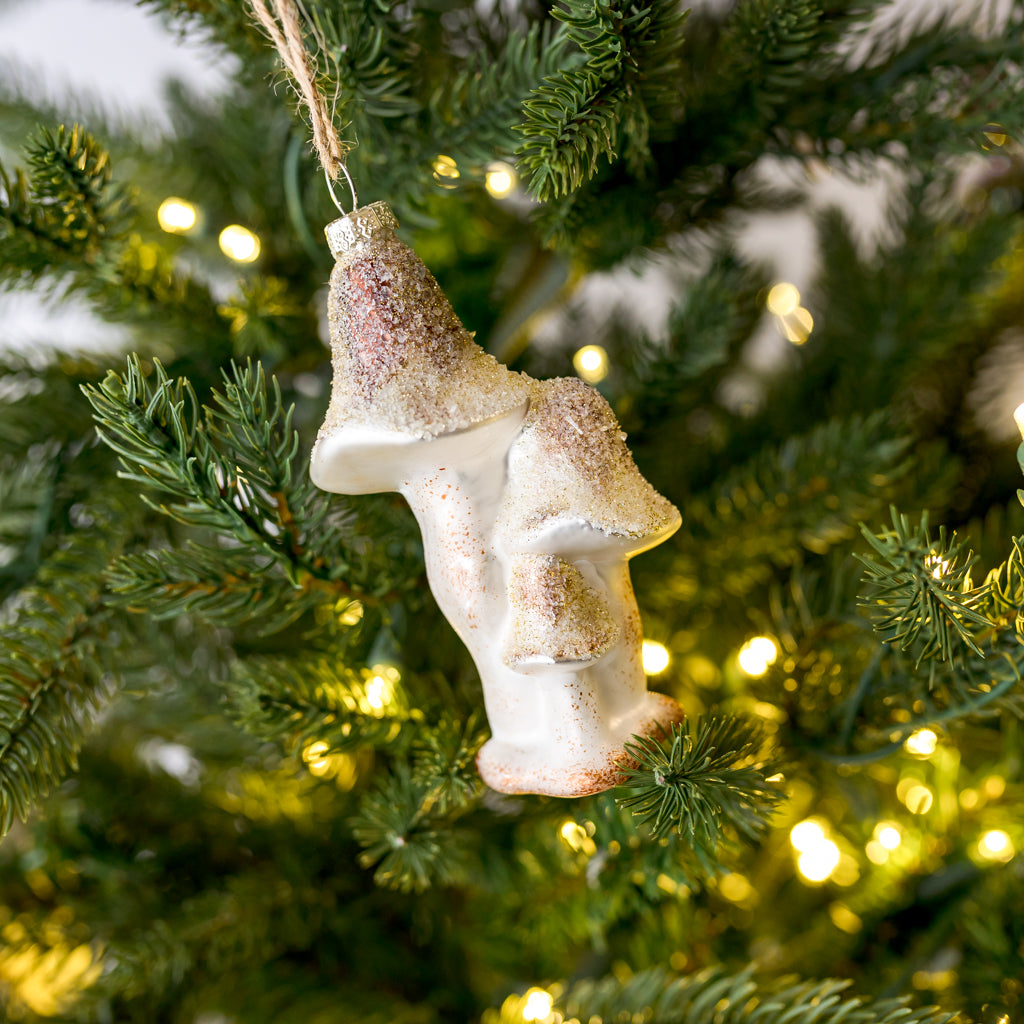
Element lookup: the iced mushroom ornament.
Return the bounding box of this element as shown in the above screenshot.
[310,202,686,797]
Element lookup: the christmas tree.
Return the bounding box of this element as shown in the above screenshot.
[1,0,1023,1019]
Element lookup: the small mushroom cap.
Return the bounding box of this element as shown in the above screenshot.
[496,378,680,558]
[501,554,619,674]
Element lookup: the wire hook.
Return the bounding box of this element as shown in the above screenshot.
[325,163,357,215]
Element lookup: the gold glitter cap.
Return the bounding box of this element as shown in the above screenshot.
[324,202,399,260]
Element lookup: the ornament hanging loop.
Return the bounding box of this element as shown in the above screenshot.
[325,164,357,215]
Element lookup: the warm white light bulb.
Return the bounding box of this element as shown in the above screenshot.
[485,162,517,198]
[797,839,840,882]
[573,344,609,384]
[522,989,553,1021]
[766,282,800,316]
[433,154,460,188]
[979,829,1013,861]
[219,224,260,263]
[790,820,825,852]
[904,728,938,757]
[641,640,670,675]
[737,636,778,677]
[877,825,901,850]
[157,197,197,234]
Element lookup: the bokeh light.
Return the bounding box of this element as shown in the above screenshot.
[573,344,609,384]
[641,639,670,675]
[485,161,517,198]
[157,196,197,234]
[218,224,260,263]
[738,636,778,676]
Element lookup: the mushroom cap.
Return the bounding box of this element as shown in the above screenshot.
[317,227,530,443]
[501,554,619,674]
[495,378,680,558]
[310,400,528,495]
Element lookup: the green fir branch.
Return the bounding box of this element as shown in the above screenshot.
[82,356,356,617]
[555,965,954,1024]
[615,718,779,844]
[858,507,994,664]
[0,509,124,835]
[351,763,468,892]
[515,0,688,200]
[410,711,487,813]
[673,413,912,603]
[0,124,130,280]
[429,23,576,167]
[227,655,413,754]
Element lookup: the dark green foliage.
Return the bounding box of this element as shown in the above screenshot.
[0,123,131,279]
[557,966,954,1024]
[351,764,470,892]
[672,414,911,603]
[0,503,123,835]
[859,509,993,664]
[83,356,357,619]
[516,0,688,199]
[616,718,779,843]
[227,655,413,753]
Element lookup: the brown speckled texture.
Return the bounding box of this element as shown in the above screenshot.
[318,230,530,440]
[497,378,680,547]
[502,554,619,668]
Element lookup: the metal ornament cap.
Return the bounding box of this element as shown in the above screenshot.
[324,201,399,260]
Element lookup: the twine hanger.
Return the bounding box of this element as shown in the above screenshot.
[247,0,357,213]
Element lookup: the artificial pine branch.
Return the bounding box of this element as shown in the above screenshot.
[554,965,954,1024]
[615,718,779,844]
[0,124,131,280]
[515,0,688,200]
[351,763,470,892]
[858,508,993,664]
[669,413,911,603]
[0,504,125,835]
[227,655,415,754]
[83,356,355,602]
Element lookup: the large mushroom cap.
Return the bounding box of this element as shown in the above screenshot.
[316,205,530,444]
[496,378,680,558]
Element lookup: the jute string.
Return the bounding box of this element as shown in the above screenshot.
[247,0,348,183]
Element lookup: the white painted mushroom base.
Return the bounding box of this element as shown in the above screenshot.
[312,400,685,797]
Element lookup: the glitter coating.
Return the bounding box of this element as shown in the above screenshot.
[311,204,684,797]
[318,213,530,440]
[502,553,619,670]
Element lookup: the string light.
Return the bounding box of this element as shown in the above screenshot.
[485,161,517,199]
[876,823,902,850]
[219,224,261,263]
[433,154,460,188]
[780,307,814,346]
[364,664,399,713]
[573,344,609,384]
[157,196,197,234]
[766,283,800,316]
[901,784,934,815]
[978,829,1014,862]
[790,820,825,851]
[641,639,670,675]
[302,740,331,776]
[798,839,841,882]
[522,989,553,1022]
[737,636,778,677]
[904,728,938,757]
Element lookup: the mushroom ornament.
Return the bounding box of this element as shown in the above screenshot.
[311,202,685,797]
